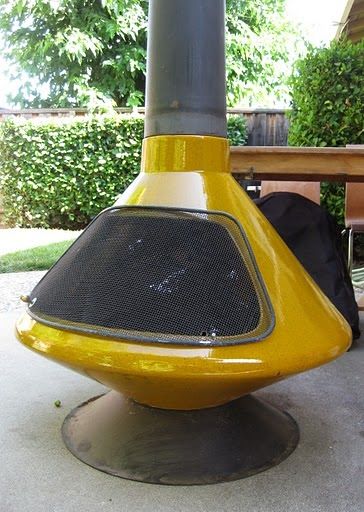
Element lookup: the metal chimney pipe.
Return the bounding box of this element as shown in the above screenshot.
[144,0,227,138]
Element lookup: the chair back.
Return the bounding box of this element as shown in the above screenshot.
[345,183,364,229]
[345,145,364,230]
[260,181,320,204]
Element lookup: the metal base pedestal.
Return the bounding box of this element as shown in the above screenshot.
[62,391,299,485]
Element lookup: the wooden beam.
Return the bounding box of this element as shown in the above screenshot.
[230,146,364,182]
[347,21,364,38]
[336,0,364,40]
[347,32,364,41]
[350,0,364,16]
[336,0,356,39]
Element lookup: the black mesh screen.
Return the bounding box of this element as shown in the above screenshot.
[28,207,273,346]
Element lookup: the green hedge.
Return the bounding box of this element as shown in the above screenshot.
[0,114,247,230]
[288,40,364,225]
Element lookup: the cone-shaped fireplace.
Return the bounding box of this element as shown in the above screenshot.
[16,0,351,484]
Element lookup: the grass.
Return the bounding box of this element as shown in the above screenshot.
[0,240,74,273]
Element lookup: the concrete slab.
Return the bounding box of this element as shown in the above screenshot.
[1,312,363,512]
[0,271,47,313]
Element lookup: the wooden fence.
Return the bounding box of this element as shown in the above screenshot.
[0,107,290,147]
[226,108,289,146]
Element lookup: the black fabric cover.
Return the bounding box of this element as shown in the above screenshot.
[255,192,360,340]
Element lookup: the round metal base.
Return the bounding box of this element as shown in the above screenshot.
[62,391,299,485]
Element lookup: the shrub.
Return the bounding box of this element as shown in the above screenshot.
[288,40,364,225]
[227,114,248,146]
[0,114,247,229]
[0,115,144,229]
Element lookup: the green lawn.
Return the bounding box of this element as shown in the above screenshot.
[0,240,74,273]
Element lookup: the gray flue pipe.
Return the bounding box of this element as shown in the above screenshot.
[144,0,227,138]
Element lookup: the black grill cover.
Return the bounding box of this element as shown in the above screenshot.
[255,192,360,340]
[27,207,274,346]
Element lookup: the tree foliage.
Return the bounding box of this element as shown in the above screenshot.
[0,0,148,107]
[0,0,300,108]
[225,0,301,106]
[288,39,364,225]
[288,40,364,147]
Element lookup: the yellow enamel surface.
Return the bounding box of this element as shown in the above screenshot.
[141,135,230,173]
[16,135,352,409]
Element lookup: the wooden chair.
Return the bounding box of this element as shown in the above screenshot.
[345,184,364,312]
[345,146,364,311]
[260,181,321,204]
[345,182,364,276]
[357,295,364,311]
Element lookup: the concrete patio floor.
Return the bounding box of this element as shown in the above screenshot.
[1,311,363,512]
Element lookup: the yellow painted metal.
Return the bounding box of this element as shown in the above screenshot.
[141,135,230,173]
[16,135,352,410]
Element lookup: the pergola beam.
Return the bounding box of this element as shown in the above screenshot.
[335,0,364,40]
[230,146,364,182]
